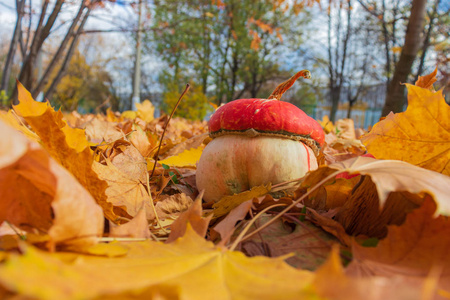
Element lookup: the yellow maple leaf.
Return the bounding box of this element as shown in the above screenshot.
[12,82,117,222]
[0,110,40,142]
[213,184,272,218]
[361,84,450,175]
[0,225,316,300]
[158,146,203,168]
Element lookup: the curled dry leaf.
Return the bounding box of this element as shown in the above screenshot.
[152,193,193,221]
[327,156,450,215]
[128,125,155,158]
[0,120,103,249]
[361,83,450,175]
[323,132,366,164]
[12,82,116,222]
[166,194,212,243]
[212,200,253,246]
[347,197,450,298]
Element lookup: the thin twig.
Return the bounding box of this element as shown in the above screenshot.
[229,170,342,251]
[150,84,190,178]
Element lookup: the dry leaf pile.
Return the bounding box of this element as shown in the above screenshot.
[1,70,450,300]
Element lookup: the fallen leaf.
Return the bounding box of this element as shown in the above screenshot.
[239,215,338,271]
[109,205,152,239]
[166,194,212,243]
[13,82,116,222]
[335,118,356,139]
[92,160,151,221]
[163,132,209,157]
[314,245,423,300]
[128,125,155,157]
[0,110,40,142]
[84,118,124,144]
[136,100,155,123]
[327,156,450,215]
[318,115,334,134]
[361,84,450,175]
[415,67,437,90]
[213,184,272,218]
[158,146,203,168]
[0,120,103,249]
[347,196,450,296]
[212,200,253,245]
[0,225,317,300]
[152,193,194,221]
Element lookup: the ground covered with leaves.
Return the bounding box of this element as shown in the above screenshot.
[0,70,449,300]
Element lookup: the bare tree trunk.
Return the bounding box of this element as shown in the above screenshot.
[416,0,440,79]
[1,0,25,95]
[45,6,92,102]
[382,0,427,116]
[11,0,64,104]
[31,2,87,98]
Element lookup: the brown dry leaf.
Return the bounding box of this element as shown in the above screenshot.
[102,140,148,184]
[152,193,194,221]
[84,118,124,144]
[12,82,116,222]
[347,196,450,297]
[128,125,155,158]
[303,175,361,211]
[92,160,151,221]
[109,206,152,239]
[327,156,450,215]
[323,132,366,164]
[0,225,317,300]
[334,176,422,238]
[361,82,450,175]
[415,67,437,90]
[212,200,253,246]
[335,118,356,139]
[0,120,103,249]
[314,246,423,300]
[239,215,338,271]
[166,194,212,243]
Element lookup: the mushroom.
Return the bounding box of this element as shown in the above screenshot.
[196,70,325,202]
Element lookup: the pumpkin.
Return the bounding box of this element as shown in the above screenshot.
[196,71,325,202]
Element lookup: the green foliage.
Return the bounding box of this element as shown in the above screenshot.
[49,51,117,112]
[292,85,320,116]
[149,0,310,104]
[161,79,211,121]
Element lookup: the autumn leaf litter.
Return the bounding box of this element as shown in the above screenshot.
[0,70,450,299]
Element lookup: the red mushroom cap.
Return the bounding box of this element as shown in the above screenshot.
[209,98,325,153]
